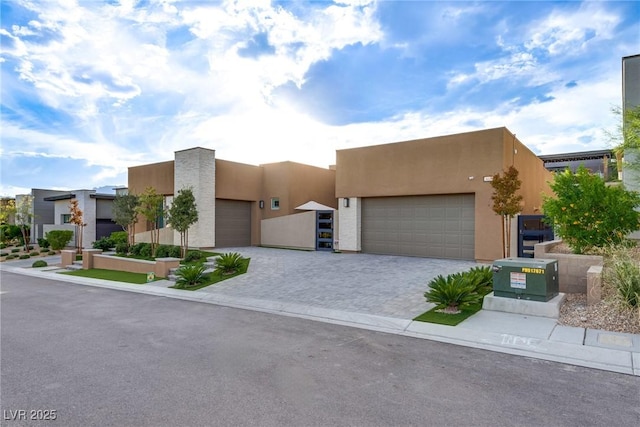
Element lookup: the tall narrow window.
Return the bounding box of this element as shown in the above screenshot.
[62,214,71,224]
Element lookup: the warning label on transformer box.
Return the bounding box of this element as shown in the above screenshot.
[510,272,526,289]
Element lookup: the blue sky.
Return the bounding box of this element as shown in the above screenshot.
[1,0,638,197]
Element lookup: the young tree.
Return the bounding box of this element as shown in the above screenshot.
[490,166,523,258]
[0,198,16,224]
[69,199,86,250]
[112,193,139,246]
[166,187,198,258]
[136,187,164,257]
[542,166,640,254]
[607,105,640,177]
[15,195,33,251]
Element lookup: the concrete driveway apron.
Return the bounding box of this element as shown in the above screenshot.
[198,247,479,319]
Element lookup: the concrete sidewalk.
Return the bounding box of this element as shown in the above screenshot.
[2,260,638,377]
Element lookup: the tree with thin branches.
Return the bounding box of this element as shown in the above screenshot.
[112,193,139,246]
[69,199,86,250]
[167,187,198,258]
[491,166,523,258]
[15,195,33,251]
[136,187,164,257]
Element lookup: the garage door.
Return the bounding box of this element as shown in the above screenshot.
[362,194,474,260]
[215,199,251,247]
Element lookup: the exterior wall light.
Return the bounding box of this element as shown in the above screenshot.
[259,200,264,209]
[343,198,350,208]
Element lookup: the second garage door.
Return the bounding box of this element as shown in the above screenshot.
[362,194,475,260]
[215,199,251,247]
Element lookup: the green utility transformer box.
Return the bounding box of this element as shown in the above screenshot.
[492,258,559,302]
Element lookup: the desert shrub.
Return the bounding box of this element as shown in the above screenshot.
[19,254,30,259]
[110,231,128,245]
[115,242,129,255]
[46,230,73,250]
[214,252,244,275]
[1,225,22,242]
[130,242,150,256]
[0,252,8,257]
[40,250,49,254]
[424,274,482,314]
[11,248,19,253]
[37,238,50,249]
[139,243,152,258]
[48,251,55,255]
[154,245,181,258]
[32,260,47,268]
[29,251,39,256]
[605,249,640,308]
[543,166,640,254]
[6,254,16,259]
[92,237,114,251]
[0,242,6,249]
[174,264,208,288]
[184,250,204,263]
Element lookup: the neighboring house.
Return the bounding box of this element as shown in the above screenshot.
[129,127,552,261]
[336,127,552,262]
[41,190,120,248]
[16,189,69,243]
[128,149,337,251]
[538,149,614,178]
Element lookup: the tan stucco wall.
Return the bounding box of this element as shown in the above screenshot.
[261,161,337,219]
[128,160,174,196]
[261,211,316,250]
[336,127,550,262]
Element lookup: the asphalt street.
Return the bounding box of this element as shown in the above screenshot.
[1,272,639,427]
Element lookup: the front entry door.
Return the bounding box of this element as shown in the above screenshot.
[316,211,333,251]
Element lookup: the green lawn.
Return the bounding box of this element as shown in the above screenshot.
[171,258,250,291]
[413,303,482,326]
[60,269,161,284]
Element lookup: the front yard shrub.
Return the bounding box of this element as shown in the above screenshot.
[40,250,49,254]
[92,237,114,251]
[48,251,55,255]
[37,237,50,249]
[424,274,482,314]
[130,242,150,256]
[139,243,152,258]
[115,242,129,255]
[32,260,47,268]
[0,242,6,249]
[543,166,640,254]
[214,252,244,275]
[19,254,30,259]
[11,248,19,253]
[29,251,39,256]
[110,231,128,245]
[605,249,640,308]
[155,244,181,258]
[174,264,209,289]
[0,252,8,257]
[184,250,204,263]
[6,254,16,260]
[46,230,73,250]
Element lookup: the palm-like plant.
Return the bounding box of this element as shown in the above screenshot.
[175,264,208,288]
[424,274,482,314]
[214,252,244,275]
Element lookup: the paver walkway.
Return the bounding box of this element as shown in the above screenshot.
[196,247,479,318]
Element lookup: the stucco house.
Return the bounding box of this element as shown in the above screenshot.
[128,127,552,261]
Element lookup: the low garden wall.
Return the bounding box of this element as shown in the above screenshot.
[62,249,180,278]
[534,240,603,294]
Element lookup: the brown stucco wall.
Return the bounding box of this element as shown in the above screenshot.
[128,160,174,196]
[261,162,336,219]
[336,127,549,262]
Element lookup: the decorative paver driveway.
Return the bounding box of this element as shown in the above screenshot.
[199,247,480,319]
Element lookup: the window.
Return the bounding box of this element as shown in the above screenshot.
[271,197,280,210]
[62,214,71,224]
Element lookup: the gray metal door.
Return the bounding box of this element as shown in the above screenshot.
[362,194,475,259]
[215,199,251,247]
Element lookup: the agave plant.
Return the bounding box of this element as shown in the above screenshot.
[174,264,208,288]
[424,274,482,314]
[214,252,244,275]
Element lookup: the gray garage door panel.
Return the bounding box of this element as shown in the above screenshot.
[362,194,475,260]
[215,199,251,247]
